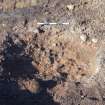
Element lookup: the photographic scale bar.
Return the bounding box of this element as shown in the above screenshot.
[37,22,69,25]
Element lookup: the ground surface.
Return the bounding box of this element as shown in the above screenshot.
[0,0,105,105]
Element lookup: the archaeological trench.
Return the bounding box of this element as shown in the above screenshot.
[0,0,105,105]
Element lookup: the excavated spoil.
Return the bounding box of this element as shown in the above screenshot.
[0,0,105,105]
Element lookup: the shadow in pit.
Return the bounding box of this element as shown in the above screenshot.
[0,79,59,105]
[0,34,60,105]
[1,34,38,79]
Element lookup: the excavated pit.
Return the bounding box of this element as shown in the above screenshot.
[1,0,105,105]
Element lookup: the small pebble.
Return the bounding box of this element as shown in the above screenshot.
[81,95,85,98]
[8,72,11,76]
[14,39,20,44]
[92,38,98,43]
[2,23,6,27]
[28,27,39,34]
[80,35,87,42]
[33,29,39,34]
[66,4,74,10]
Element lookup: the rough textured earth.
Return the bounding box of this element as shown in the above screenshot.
[0,0,105,105]
[0,0,43,12]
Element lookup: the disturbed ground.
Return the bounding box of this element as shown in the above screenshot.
[0,0,105,105]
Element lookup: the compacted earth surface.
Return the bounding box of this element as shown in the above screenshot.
[1,0,105,105]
